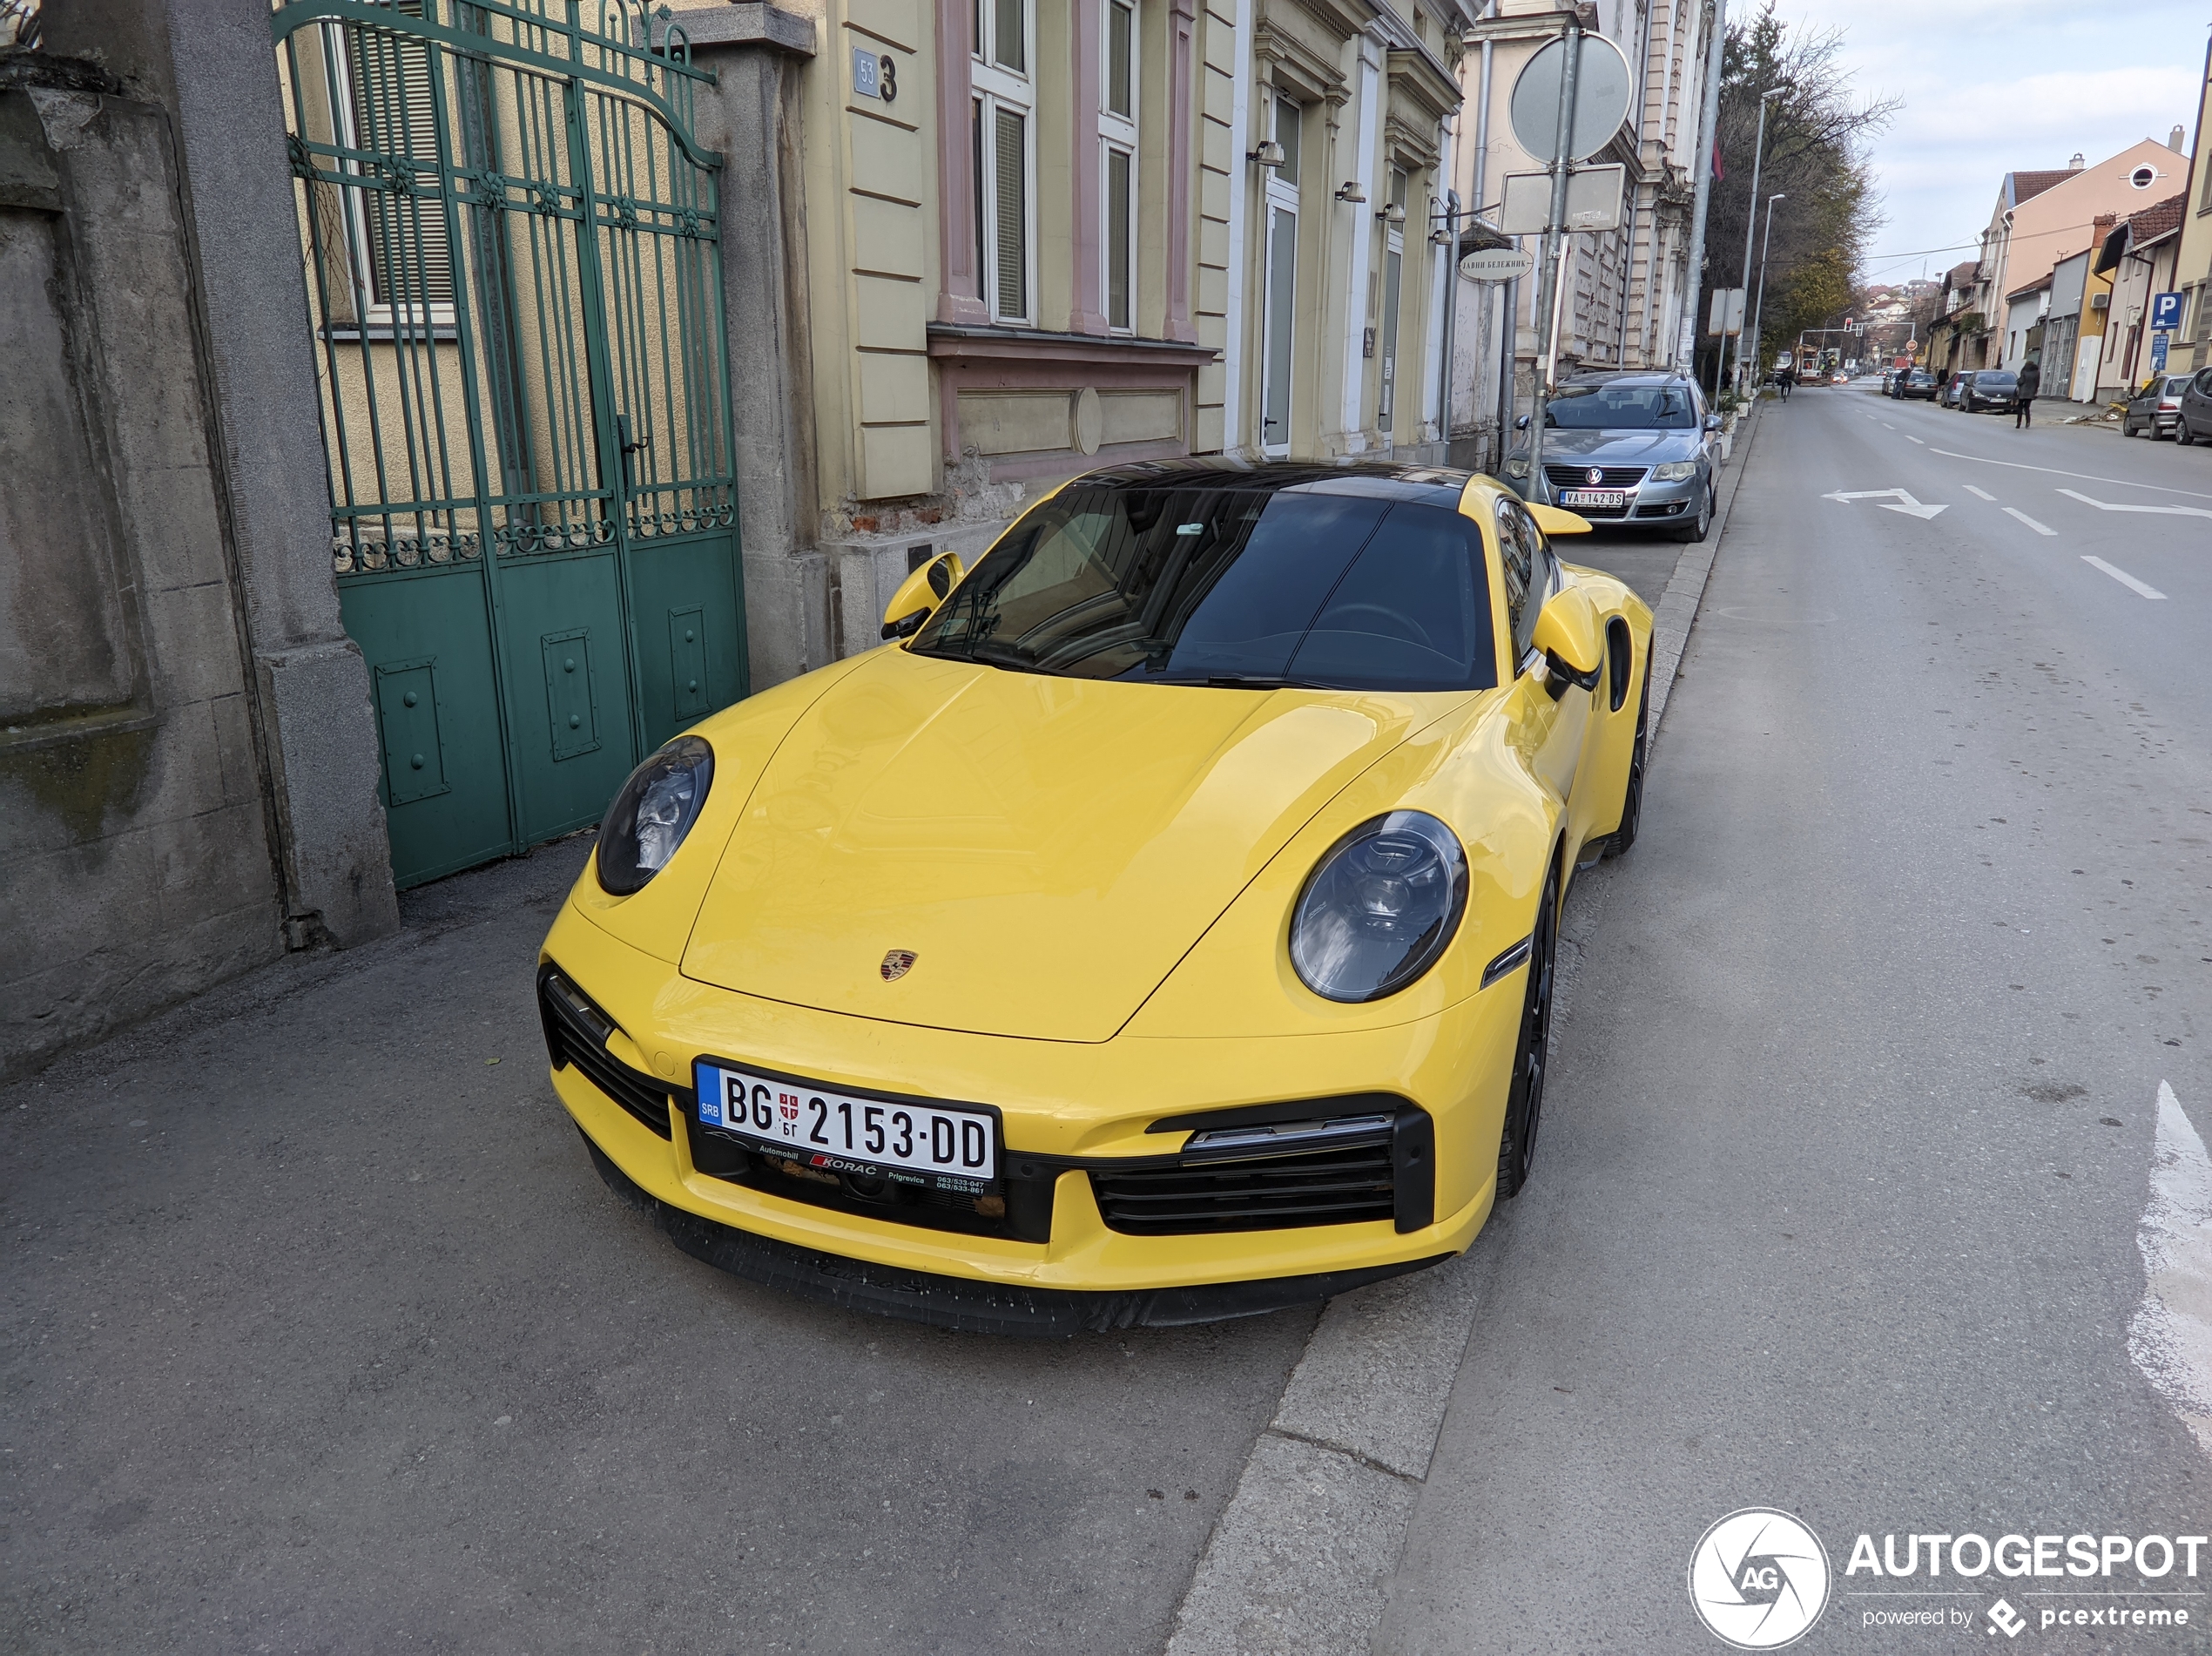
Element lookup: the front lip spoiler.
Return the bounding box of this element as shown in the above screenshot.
[580,1129,1449,1338]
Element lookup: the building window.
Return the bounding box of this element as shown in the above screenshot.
[1377,167,1406,429]
[974,0,1035,324]
[1259,91,1300,456]
[327,3,455,324]
[1101,0,1137,332]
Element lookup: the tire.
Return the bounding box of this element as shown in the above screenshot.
[1674,483,1712,543]
[1603,652,1651,861]
[2179,420,2197,448]
[2123,419,2138,437]
[1495,862,1561,1200]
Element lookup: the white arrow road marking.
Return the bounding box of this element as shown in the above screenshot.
[1965,485,1997,502]
[2056,487,2212,520]
[1821,489,1948,519]
[2003,507,2056,537]
[2130,1083,2212,1457]
[2083,556,2169,600]
[1929,447,2212,504]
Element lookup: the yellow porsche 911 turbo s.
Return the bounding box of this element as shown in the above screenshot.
[538,461,1652,1335]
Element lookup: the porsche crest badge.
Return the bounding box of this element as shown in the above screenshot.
[880,950,917,982]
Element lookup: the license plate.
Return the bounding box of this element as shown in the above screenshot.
[693,1059,997,1184]
[1560,490,1627,509]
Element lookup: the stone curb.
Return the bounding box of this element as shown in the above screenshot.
[1160,399,1767,1656]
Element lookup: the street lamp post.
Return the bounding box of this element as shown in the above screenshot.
[1731,86,1784,395]
[1749,192,1784,389]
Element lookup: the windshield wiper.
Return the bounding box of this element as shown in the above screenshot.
[1151,673,1330,690]
[951,640,1050,675]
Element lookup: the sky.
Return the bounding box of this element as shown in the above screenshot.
[1763,0,2209,287]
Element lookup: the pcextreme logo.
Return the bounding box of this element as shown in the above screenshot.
[1689,1508,1832,1649]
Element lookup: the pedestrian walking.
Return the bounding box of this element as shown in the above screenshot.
[2014,356,2041,429]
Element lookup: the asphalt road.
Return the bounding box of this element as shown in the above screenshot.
[1375,384,2212,1651]
[0,847,1312,1655]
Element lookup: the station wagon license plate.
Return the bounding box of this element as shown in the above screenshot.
[1560,489,1627,510]
[693,1059,997,1184]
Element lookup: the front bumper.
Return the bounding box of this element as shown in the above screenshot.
[1509,463,1705,527]
[539,905,1514,1320]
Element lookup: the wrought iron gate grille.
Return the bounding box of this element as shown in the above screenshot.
[275,0,745,887]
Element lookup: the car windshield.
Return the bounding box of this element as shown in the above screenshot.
[907,483,1498,693]
[2165,378,2191,395]
[1979,372,2015,387]
[1544,383,1697,429]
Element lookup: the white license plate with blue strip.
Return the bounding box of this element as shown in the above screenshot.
[693,1060,996,1182]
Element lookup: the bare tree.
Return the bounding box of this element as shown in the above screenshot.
[1699,3,1894,384]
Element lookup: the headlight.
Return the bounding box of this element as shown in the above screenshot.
[1652,460,1697,481]
[1502,458,1531,479]
[1289,812,1469,1003]
[597,735,714,896]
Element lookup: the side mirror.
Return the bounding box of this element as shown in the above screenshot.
[1704,411,1723,430]
[1514,414,1531,430]
[1525,503,1591,537]
[881,551,966,640]
[1529,585,1603,698]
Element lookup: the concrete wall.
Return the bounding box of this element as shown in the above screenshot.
[0,71,282,1075]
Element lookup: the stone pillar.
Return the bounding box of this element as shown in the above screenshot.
[684,4,833,692]
[43,0,401,950]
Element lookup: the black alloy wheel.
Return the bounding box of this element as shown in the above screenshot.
[1603,652,1651,861]
[1675,483,1712,543]
[1495,863,1561,1199]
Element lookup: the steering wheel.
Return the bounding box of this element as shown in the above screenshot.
[1325,603,1436,652]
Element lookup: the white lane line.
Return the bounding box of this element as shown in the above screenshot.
[1881,422,1898,429]
[2129,1083,2212,1459]
[2004,507,2056,536]
[1965,485,1998,501]
[2083,556,2169,600]
[2056,487,2212,521]
[1929,446,2212,503]
[1907,436,1926,444]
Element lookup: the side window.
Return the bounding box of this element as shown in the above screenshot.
[1493,498,1558,666]
[1493,497,1532,654]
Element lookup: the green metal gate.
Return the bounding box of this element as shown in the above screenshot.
[274,0,745,886]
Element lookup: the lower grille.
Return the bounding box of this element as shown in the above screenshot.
[539,965,677,1139]
[1544,463,1647,491]
[1092,1136,1398,1235]
[1635,501,1687,518]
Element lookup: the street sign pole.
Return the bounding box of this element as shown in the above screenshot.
[1526,12,1582,499]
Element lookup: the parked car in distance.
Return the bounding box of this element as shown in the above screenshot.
[2176,366,2212,446]
[1829,372,1850,385]
[1500,371,1722,541]
[2123,375,2195,440]
[1899,369,1939,401]
[1964,369,2018,414]
[1941,372,1973,409]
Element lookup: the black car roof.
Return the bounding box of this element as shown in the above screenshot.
[1069,457,1474,509]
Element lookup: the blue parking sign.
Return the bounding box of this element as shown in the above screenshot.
[2151,333,2169,373]
[2149,291,2184,333]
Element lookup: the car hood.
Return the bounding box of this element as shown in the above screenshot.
[680,648,1449,1042]
[1510,428,1700,464]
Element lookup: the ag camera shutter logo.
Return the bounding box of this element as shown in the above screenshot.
[1689,1508,1831,1649]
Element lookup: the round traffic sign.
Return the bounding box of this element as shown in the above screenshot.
[1459,247,1536,282]
[1508,33,1631,165]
